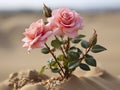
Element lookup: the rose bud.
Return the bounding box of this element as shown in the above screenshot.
[43,4,52,17]
[89,30,97,46]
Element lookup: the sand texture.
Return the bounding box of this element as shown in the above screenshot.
[0,68,120,90]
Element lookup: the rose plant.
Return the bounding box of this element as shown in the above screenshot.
[22,4,107,79]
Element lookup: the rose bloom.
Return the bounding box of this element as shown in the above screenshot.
[47,8,83,38]
[22,19,52,52]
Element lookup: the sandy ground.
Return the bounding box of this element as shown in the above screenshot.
[0,68,120,90]
[0,11,120,82]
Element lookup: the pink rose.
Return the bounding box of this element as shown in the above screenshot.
[47,8,83,38]
[22,19,52,52]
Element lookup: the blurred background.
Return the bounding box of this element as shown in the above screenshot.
[0,0,120,82]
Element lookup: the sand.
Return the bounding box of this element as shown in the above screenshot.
[0,11,120,89]
[0,67,120,90]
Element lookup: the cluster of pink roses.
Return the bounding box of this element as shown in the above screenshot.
[22,8,83,51]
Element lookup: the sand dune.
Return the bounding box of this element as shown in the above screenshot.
[0,68,120,90]
[55,67,120,90]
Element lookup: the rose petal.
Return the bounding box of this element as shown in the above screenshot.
[22,19,51,52]
[30,35,41,46]
[52,28,63,36]
[47,8,83,37]
[22,43,29,48]
[65,31,78,38]
[40,31,52,40]
[22,37,31,43]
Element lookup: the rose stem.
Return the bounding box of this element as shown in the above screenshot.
[80,30,97,62]
[55,36,70,78]
[79,43,93,62]
[67,37,70,50]
[68,45,92,77]
[55,36,67,58]
[64,37,71,78]
[45,43,65,78]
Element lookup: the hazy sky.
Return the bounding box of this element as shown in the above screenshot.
[0,0,120,11]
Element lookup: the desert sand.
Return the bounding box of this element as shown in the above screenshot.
[0,11,120,89]
[0,68,120,90]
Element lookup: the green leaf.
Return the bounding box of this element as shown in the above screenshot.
[41,48,49,54]
[40,66,46,74]
[57,55,64,61]
[71,38,81,44]
[68,61,80,70]
[81,40,90,49]
[78,34,86,38]
[63,60,68,67]
[85,56,97,67]
[79,63,90,71]
[51,39,61,48]
[51,68,60,73]
[77,48,82,55]
[50,61,56,66]
[69,47,82,55]
[67,50,80,60]
[91,45,107,53]
[49,61,58,68]
[70,46,77,50]
[69,47,78,52]
[86,54,93,58]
